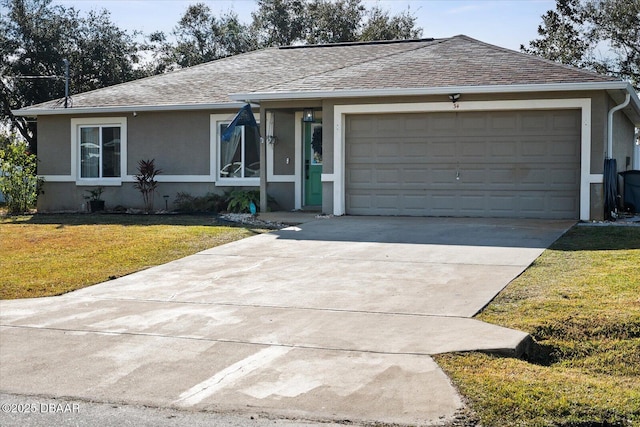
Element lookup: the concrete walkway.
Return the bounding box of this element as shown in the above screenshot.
[0,217,573,426]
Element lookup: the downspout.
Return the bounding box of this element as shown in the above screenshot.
[607,93,630,158]
[603,92,631,220]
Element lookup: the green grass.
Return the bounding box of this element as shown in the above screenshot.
[436,226,640,427]
[0,214,260,299]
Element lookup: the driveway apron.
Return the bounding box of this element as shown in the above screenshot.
[0,217,573,426]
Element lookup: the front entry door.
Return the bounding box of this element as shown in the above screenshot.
[304,122,322,207]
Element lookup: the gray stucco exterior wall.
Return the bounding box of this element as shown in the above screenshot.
[127,111,210,176]
[37,115,71,175]
[32,90,637,219]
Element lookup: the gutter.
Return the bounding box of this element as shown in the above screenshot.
[12,102,250,117]
[607,93,631,158]
[230,81,639,108]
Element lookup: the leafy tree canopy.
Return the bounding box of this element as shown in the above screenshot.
[522,0,639,90]
[147,3,256,71]
[1,0,423,150]
[1,0,144,151]
[251,0,422,48]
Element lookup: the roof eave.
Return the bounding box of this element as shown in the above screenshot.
[12,101,249,117]
[231,81,640,126]
[230,81,635,100]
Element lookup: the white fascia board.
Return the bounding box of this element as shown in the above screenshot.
[12,102,251,117]
[231,81,635,102]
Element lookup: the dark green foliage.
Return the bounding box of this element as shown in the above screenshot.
[251,0,306,47]
[174,192,227,213]
[251,0,423,48]
[304,0,365,44]
[225,189,260,213]
[360,6,422,42]
[0,133,43,214]
[147,3,256,71]
[522,0,639,90]
[151,0,424,69]
[1,0,146,150]
[83,187,104,202]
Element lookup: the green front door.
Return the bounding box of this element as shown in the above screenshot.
[304,122,322,207]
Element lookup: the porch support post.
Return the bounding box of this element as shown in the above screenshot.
[260,108,268,212]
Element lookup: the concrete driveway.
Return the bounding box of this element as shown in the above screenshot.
[0,216,572,426]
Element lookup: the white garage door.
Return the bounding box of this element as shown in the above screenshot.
[345,110,581,219]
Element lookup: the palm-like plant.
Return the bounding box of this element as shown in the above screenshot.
[133,159,162,213]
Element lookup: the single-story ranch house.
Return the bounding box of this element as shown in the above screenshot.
[14,35,640,220]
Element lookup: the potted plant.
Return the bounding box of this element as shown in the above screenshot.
[84,187,105,212]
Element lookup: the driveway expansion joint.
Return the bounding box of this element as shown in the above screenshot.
[1,217,570,426]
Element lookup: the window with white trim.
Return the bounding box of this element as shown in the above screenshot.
[219,123,260,178]
[211,114,260,184]
[71,117,127,184]
[80,125,121,178]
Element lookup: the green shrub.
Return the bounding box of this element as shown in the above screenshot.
[174,192,226,213]
[225,189,260,213]
[0,134,43,214]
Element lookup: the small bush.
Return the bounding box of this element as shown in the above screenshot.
[0,134,43,215]
[225,189,259,213]
[174,192,226,213]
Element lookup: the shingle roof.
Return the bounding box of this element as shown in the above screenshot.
[18,35,621,113]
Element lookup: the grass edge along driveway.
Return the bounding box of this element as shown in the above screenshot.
[436,225,640,427]
[2,216,639,426]
[1,214,260,299]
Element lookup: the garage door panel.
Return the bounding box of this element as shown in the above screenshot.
[402,141,430,157]
[519,169,549,185]
[521,139,550,157]
[459,140,488,157]
[460,113,489,131]
[553,111,581,131]
[429,113,458,133]
[403,168,431,184]
[376,168,401,184]
[347,117,377,135]
[345,110,580,219]
[347,168,373,185]
[490,113,519,131]
[550,137,580,157]
[521,112,550,131]
[490,141,518,157]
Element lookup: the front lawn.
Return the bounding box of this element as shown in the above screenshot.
[0,214,259,299]
[436,225,640,426]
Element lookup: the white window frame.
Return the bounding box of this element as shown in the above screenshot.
[71,117,127,186]
[210,113,260,186]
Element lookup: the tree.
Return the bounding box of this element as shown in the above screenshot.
[251,0,306,47]
[582,0,640,88]
[148,0,424,70]
[250,0,422,48]
[0,133,42,214]
[360,6,423,42]
[521,0,588,67]
[146,4,256,70]
[0,0,144,152]
[522,0,640,90]
[304,0,365,45]
[172,4,255,68]
[68,9,145,94]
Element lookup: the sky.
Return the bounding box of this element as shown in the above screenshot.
[50,0,557,51]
